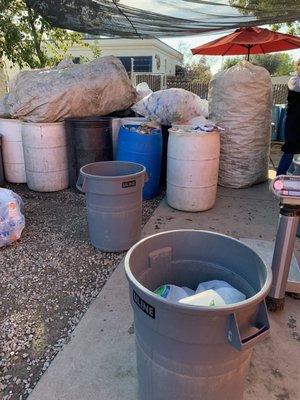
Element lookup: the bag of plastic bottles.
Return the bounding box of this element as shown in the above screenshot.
[0,188,25,247]
[132,88,208,125]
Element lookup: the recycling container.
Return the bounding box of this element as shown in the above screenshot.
[117,125,162,199]
[111,117,147,160]
[0,118,26,183]
[125,229,272,400]
[277,105,286,142]
[65,117,113,189]
[0,135,4,186]
[271,105,281,141]
[77,161,147,252]
[22,122,68,192]
[167,127,220,211]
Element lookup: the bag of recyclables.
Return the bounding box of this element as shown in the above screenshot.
[132,88,208,125]
[0,188,25,247]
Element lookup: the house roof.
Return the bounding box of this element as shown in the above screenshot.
[85,38,183,61]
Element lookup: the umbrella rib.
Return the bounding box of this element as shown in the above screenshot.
[222,43,235,57]
[283,39,300,48]
[259,44,265,54]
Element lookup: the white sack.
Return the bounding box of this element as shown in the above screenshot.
[209,61,272,188]
[135,82,153,102]
[7,56,137,123]
[132,88,208,125]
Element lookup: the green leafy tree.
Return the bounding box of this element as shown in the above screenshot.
[222,53,294,75]
[185,59,212,83]
[222,56,243,70]
[0,0,88,69]
[229,0,299,35]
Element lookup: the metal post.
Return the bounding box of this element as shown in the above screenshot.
[268,205,300,310]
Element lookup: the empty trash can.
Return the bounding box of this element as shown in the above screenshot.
[167,127,220,211]
[117,125,162,199]
[65,117,113,189]
[77,161,147,252]
[0,118,26,183]
[125,229,272,400]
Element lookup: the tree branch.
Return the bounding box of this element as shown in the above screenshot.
[24,1,46,67]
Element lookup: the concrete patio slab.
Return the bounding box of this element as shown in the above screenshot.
[28,183,300,400]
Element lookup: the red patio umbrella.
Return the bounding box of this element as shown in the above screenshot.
[191,27,300,60]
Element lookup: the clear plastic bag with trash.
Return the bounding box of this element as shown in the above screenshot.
[132,88,209,125]
[154,280,246,307]
[0,188,25,247]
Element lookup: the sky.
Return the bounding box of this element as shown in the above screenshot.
[161,31,300,74]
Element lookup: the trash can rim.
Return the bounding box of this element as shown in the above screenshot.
[64,116,112,123]
[21,121,64,127]
[124,229,272,314]
[121,125,161,136]
[80,160,146,180]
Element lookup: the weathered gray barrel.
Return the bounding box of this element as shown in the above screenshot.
[77,161,146,252]
[22,122,68,192]
[125,230,272,400]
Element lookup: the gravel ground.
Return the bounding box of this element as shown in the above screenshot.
[0,184,163,400]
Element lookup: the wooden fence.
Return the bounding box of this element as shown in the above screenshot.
[166,79,209,99]
[131,74,288,105]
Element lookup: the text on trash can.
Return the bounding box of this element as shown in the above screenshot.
[133,290,155,319]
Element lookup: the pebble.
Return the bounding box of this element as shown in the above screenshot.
[0,185,163,398]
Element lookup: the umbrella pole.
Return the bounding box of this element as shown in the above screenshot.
[247,46,250,61]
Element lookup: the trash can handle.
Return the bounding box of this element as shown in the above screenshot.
[76,173,87,193]
[227,301,270,351]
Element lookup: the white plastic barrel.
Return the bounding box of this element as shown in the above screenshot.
[167,127,220,211]
[111,117,147,160]
[22,122,69,192]
[0,118,26,183]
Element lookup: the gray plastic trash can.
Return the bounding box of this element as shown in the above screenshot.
[77,161,147,252]
[125,230,272,400]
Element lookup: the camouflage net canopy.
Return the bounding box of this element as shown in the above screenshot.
[26,0,300,38]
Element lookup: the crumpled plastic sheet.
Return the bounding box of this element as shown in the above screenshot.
[0,188,25,247]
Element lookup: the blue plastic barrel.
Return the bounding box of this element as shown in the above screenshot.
[116,125,162,199]
[277,105,287,142]
[271,105,281,141]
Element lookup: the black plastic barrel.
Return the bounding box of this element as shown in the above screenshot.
[0,135,4,186]
[65,117,113,189]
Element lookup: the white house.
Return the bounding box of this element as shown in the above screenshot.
[1,37,183,91]
[70,38,183,76]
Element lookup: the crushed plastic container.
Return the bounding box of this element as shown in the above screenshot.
[125,229,272,400]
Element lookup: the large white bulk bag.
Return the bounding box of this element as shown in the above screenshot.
[209,61,272,188]
[7,56,137,123]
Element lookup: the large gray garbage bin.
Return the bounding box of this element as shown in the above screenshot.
[125,230,272,400]
[77,161,147,252]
